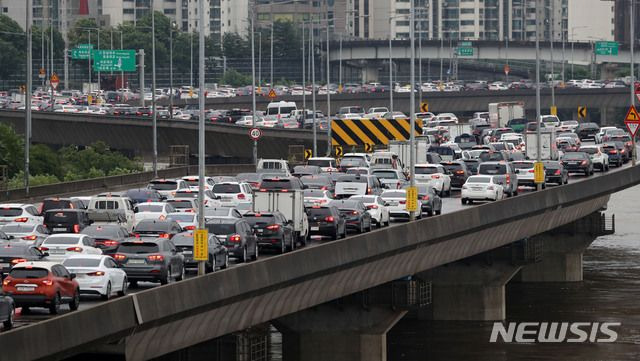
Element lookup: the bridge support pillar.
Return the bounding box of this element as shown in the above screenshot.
[516,212,612,282]
[274,304,406,361]
[414,256,521,321]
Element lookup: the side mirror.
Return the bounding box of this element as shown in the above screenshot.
[7,235,14,240]
[42,252,50,257]
[384,202,390,206]
[70,273,77,280]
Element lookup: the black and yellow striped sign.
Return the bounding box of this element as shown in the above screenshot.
[331,118,423,146]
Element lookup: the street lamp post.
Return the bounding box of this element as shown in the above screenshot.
[169,23,175,118]
[326,15,332,155]
[25,0,32,194]
[251,11,258,165]
[151,4,158,178]
[302,22,306,116]
[311,20,317,156]
[631,0,637,165]
[549,1,555,110]
[197,0,206,277]
[388,17,394,113]
[409,0,416,221]
[536,0,542,191]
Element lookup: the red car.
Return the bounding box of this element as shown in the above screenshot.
[2,261,80,314]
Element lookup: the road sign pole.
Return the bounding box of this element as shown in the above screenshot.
[409,0,416,221]
[631,0,636,166]
[535,0,542,191]
[197,0,206,277]
[25,0,32,194]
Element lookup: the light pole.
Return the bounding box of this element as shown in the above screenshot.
[251,11,258,165]
[190,30,193,88]
[338,33,342,90]
[197,0,206,277]
[535,0,542,191]
[549,1,555,111]
[151,4,158,178]
[388,16,394,112]
[270,1,274,88]
[631,0,637,165]
[25,0,32,194]
[326,16,332,155]
[302,22,306,116]
[311,20,317,156]
[258,32,262,89]
[409,0,416,221]
[169,22,175,118]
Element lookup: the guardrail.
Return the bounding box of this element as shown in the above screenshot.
[0,164,255,202]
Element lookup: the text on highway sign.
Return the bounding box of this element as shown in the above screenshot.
[405,186,418,212]
[193,229,208,261]
[249,127,262,141]
[595,41,619,56]
[91,50,137,72]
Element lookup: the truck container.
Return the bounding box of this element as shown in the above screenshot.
[253,190,309,244]
[488,102,525,128]
[525,129,558,160]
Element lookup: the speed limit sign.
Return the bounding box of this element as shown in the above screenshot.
[249,128,262,141]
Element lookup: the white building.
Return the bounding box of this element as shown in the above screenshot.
[567,0,614,42]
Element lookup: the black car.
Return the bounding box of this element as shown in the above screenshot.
[113,238,185,285]
[80,224,130,255]
[462,159,481,175]
[43,209,92,234]
[329,200,372,234]
[575,122,600,140]
[440,161,471,188]
[561,152,593,176]
[0,243,47,275]
[40,197,85,215]
[133,219,182,239]
[300,175,334,192]
[205,218,258,263]
[601,143,622,167]
[124,188,165,204]
[543,161,569,185]
[415,184,442,216]
[171,231,228,272]
[243,211,295,254]
[306,205,346,240]
[607,141,630,163]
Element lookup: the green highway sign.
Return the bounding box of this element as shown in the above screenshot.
[71,44,94,59]
[458,41,472,47]
[91,50,137,72]
[456,47,474,56]
[595,41,619,56]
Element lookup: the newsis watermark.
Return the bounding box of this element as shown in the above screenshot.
[489,322,621,343]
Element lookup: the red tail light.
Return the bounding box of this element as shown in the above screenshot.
[73,224,80,233]
[609,150,617,154]
[455,170,464,175]
[87,271,105,276]
[159,233,170,238]
[113,254,126,261]
[528,169,535,173]
[422,195,429,201]
[366,205,378,209]
[321,186,328,190]
[66,247,83,252]
[554,169,561,175]
[184,225,196,230]
[41,279,53,286]
[39,246,49,251]
[399,200,406,204]
[38,204,43,214]
[506,174,511,184]
[237,193,246,199]
[367,187,372,194]
[102,240,119,247]
[229,234,242,243]
[13,217,28,222]
[265,224,280,230]
[431,175,440,179]
[147,254,164,262]
[21,235,37,241]
[10,258,26,265]
[351,210,359,215]
[324,216,335,222]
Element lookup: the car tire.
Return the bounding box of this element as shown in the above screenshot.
[427,210,433,217]
[3,306,13,330]
[129,280,138,288]
[435,209,441,215]
[331,230,338,240]
[242,246,248,263]
[175,266,185,281]
[49,293,61,315]
[69,289,80,311]
[118,278,128,297]
[251,243,259,261]
[280,238,286,254]
[468,199,474,204]
[101,282,112,301]
[461,198,467,205]
[222,253,229,269]
[160,268,170,285]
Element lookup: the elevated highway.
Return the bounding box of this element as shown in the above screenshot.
[2,163,638,361]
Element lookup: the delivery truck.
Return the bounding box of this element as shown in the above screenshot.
[488,102,525,128]
[253,190,309,245]
[525,129,558,160]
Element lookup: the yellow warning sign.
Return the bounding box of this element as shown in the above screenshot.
[420,102,429,113]
[193,229,208,261]
[534,162,545,184]
[405,186,418,212]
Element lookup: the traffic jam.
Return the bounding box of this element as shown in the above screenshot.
[0,100,634,330]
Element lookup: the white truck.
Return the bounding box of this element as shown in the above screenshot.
[525,129,558,160]
[388,139,429,169]
[253,190,309,245]
[488,102,525,128]
[87,195,136,232]
[445,124,472,140]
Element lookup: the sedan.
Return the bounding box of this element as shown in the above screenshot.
[303,189,333,207]
[329,200,373,233]
[561,152,594,176]
[0,243,48,275]
[380,190,423,221]
[461,176,505,204]
[171,232,228,272]
[133,202,175,225]
[62,255,128,300]
[543,161,569,185]
[133,219,183,239]
[80,224,130,255]
[39,234,102,262]
[306,205,346,240]
[0,223,49,244]
[348,195,390,227]
[205,218,258,263]
[578,145,609,171]
[243,211,295,254]
[415,184,442,216]
[511,160,544,189]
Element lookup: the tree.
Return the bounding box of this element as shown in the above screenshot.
[0,124,24,177]
[220,68,252,87]
[223,33,250,58]
[0,15,26,79]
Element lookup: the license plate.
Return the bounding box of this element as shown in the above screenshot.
[53,227,67,232]
[49,249,65,254]
[310,227,320,231]
[128,259,146,264]
[0,263,8,268]
[472,187,483,191]
[183,251,192,255]
[257,229,263,233]
[17,286,35,292]
[389,202,398,206]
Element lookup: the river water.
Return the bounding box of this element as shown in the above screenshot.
[387,185,640,361]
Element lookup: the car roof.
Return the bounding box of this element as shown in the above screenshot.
[0,203,29,208]
[136,202,166,206]
[64,254,109,260]
[12,261,60,270]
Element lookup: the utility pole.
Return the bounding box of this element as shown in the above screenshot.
[169,24,174,117]
[388,17,394,113]
[88,31,91,85]
[536,0,542,191]
[326,19,331,155]
[270,1,274,88]
[302,22,306,117]
[251,10,258,165]
[41,21,45,89]
[339,34,342,89]
[50,15,54,111]
[151,3,158,178]
[409,0,416,221]
[311,21,317,156]
[631,0,637,165]
[258,32,262,88]
[190,31,193,88]
[139,49,145,107]
[550,0,555,110]
[25,0,32,194]
[197,0,206,277]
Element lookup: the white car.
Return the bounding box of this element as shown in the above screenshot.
[173,189,222,208]
[540,115,561,128]
[147,179,189,198]
[461,175,505,204]
[511,160,543,188]
[40,234,103,262]
[595,126,618,144]
[578,145,610,171]
[133,202,175,225]
[181,175,216,191]
[349,195,390,227]
[559,120,579,132]
[235,115,261,126]
[371,168,409,189]
[434,113,459,124]
[413,164,452,196]
[307,157,339,172]
[211,182,253,207]
[380,189,423,220]
[62,255,128,300]
[166,212,197,231]
[0,223,49,243]
[0,204,43,225]
[303,189,333,207]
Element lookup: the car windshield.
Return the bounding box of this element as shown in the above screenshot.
[168,214,195,222]
[261,179,293,189]
[479,164,507,175]
[182,179,199,187]
[206,223,236,235]
[1,224,35,233]
[479,152,505,162]
[174,192,198,198]
[307,207,332,216]
[44,236,79,245]
[468,176,491,183]
[205,209,233,217]
[82,225,120,238]
[442,164,462,172]
[563,153,587,160]
[308,159,332,167]
[0,208,22,217]
[62,258,101,267]
[212,184,241,193]
[148,181,177,190]
[236,173,261,183]
[135,222,170,232]
[118,242,160,254]
[9,268,48,279]
[579,148,598,154]
[512,162,533,169]
[381,191,405,198]
[42,200,72,212]
[304,189,326,197]
[136,205,163,212]
[372,171,398,179]
[351,196,376,203]
[167,200,194,209]
[415,167,438,174]
[244,214,276,225]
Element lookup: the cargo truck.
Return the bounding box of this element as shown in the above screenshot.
[488,102,525,128]
[525,129,558,160]
[253,190,309,246]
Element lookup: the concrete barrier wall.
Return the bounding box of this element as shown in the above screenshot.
[2,165,638,361]
[0,164,255,203]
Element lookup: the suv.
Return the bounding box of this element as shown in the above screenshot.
[43,209,93,234]
[243,211,295,254]
[40,197,85,215]
[113,238,185,285]
[477,161,519,197]
[575,122,600,141]
[440,161,471,188]
[171,232,228,272]
[334,175,384,198]
[0,204,42,225]
[3,261,80,314]
[147,179,189,198]
[206,218,258,263]
[259,177,305,191]
[306,205,346,240]
[133,219,182,239]
[211,182,253,207]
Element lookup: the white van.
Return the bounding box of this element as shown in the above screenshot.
[266,101,297,120]
[257,159,291,176]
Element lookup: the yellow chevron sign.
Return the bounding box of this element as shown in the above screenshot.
[331,118,423,146]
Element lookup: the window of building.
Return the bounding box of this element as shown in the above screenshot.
[461,20,474,26]
[460,8,474,14]
[164,9,176,14]
[123,8,134,14]
[461,32,475,37]
[397,20,410,26]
